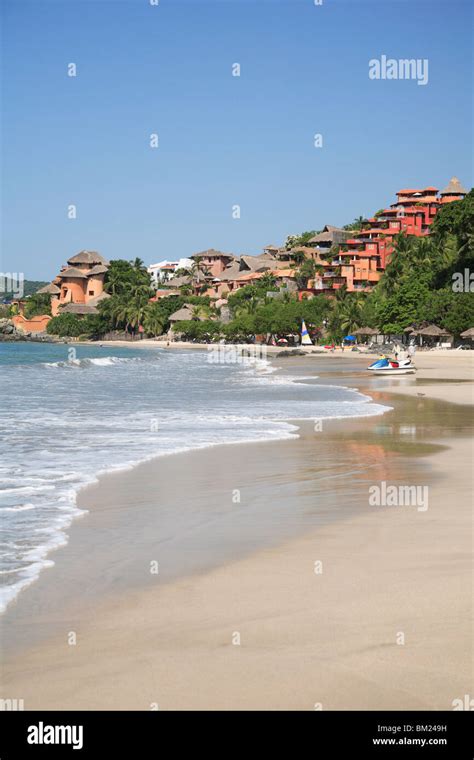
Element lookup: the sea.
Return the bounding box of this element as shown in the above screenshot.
[0,342,390,612]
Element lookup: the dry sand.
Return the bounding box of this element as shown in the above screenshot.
[1,353,472,710]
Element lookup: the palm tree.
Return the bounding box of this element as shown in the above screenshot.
[380,233,414,293]
[105,268,123,296]
[126,298,148,334]
[338,296,363,334]
[132,257,146,272]
[111,300,131,331]
[291,250,306,266]
[143,304,164,336]
[440,233,462,268]
[354,215,368,230]
[335,283,348,303]
[112,295,148,334]
[344,216,368,231]
[235,299,259,318]
[192,304,212,320]
[189,261,211,292]
[129,281,153,300]
[409,237,434,268]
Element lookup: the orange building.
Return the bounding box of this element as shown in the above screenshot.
[38,250,110,316]
[191,249,236,278]
[320,178,467,294]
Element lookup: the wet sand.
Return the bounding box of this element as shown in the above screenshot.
[1,356,473,710]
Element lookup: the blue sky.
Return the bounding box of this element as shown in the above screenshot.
[2,0,472,280]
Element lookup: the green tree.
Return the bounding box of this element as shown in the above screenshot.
[47,313,86,337]
[439,292,474,336]
[291,250,306,266]
[376,277,432,333]
[295,259,316,289]
[24,293,52,318]
[142,303,165,336]
[285,231,316,249]
[343,216,369,231]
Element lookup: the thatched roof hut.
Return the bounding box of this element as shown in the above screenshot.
[169,305,198,323]
[353,327,378,335]
[37,283,60,295]
[87,264,108,276]
[87,292,110,308]
[61,303,99,315]
[460,327,474,338]
[415,324,452,337]
[58,266,88,279]
[440,177,467,196]
[307,226,351,246]
[191,249,235,262]
[67,250,109,266]
[166,275,192,288]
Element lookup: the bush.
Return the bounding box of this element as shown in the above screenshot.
[47,313,85,337]
[173,319,221,341]
[46,313,105,338]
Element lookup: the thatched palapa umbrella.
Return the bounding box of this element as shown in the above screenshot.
[413,324,453,346]
[353,327,378,336]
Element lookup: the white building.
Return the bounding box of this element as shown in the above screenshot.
[147,258,193,286]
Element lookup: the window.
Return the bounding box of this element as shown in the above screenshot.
[89,290,94,296]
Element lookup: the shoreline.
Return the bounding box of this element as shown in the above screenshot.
[1,353,472,709]
[0,353,388,631]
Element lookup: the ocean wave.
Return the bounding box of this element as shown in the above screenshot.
[0,503,38,513]
[0,344,391,613]
[43,356,143,369]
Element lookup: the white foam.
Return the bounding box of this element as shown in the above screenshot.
[0,345,391,613]
[43,356,142,369]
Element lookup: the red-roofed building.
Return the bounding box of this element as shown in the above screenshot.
[320,179,468,293]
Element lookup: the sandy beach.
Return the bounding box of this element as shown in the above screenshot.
[1,351,472,710]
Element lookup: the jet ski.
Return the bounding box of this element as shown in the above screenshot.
[367,355,416,375]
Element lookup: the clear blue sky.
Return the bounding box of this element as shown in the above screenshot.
[2,0,472,280]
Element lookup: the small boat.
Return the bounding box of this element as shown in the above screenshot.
[367,356,416,375]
